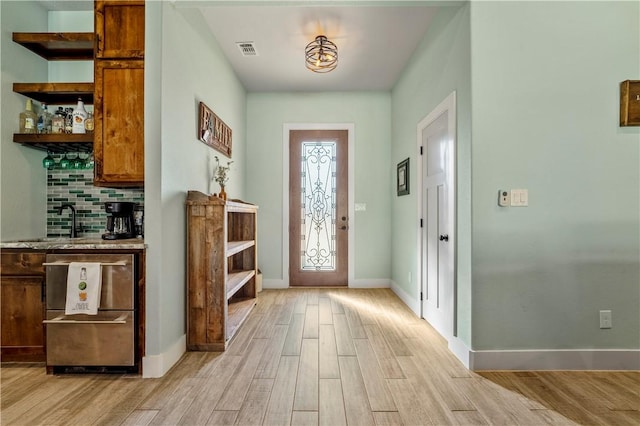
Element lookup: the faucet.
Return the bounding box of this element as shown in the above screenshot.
[57,204,78,238]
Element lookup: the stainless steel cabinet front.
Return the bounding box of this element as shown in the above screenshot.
[45,310,134,366]
[45,254,135,310]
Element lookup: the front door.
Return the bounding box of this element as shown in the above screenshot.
[289,130,348,286]
[420,93,456,339]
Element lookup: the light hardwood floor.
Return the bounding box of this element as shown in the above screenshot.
[1,288,638,425]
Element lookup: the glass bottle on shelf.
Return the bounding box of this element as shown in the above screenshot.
[84,111,94,133]
[64,107,74,134]
[72,98,87,134]
[52,107,65,134]
[19,99,37,134]
[37,103,52,134]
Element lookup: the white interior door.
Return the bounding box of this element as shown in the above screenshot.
[420,93,456,340]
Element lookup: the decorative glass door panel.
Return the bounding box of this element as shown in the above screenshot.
[290,130,348,286]
[301,142,336,271]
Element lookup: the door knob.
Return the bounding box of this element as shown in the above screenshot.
[439,234,449,241]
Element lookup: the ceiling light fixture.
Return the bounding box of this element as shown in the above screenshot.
[305,35,338,73]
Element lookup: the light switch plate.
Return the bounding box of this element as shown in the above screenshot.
[511,189,528,207]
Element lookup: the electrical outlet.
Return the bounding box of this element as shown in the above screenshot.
[498,190,510,207]
[599,310,612,329]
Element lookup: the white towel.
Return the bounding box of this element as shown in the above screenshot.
[65,262,102,315]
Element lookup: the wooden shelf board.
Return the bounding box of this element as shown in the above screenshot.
[13,82,94,105]
[226,270,255,300]
[227,200,258,213]
[226,240,255,257]
[13,134,93,153]
[227,297,256,342]
[12,32,95,61]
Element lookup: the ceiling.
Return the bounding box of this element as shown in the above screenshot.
[38,1,441,92]
[197,5,438,92]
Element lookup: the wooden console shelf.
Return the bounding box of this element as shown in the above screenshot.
[186,191,259,351]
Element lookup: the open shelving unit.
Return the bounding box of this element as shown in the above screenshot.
[185,191,258,351]
[11,32,95,153]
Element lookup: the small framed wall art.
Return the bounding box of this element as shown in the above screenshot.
[620,80,640,126]
[198,101,232,157]
[397,158,410,196]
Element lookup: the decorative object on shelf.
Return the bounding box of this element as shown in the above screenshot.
[42,151,55,169]
[84,112,94,133]
[19,99,37,134]
[305,35,338,73]
[198,101,232,157]
[72,153,85,169]
[37,103,52,134]
[59,153,71,170]
[213,156,233,201]
[620,80,640,126]
[397,158,410,196]
[72,98,87,134]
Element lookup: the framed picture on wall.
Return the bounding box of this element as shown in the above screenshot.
[397,158,409,196]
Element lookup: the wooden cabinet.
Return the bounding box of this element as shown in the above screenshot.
[11,4,145,183]
[186,191,258,351]
[0,251,46,362]
[93,60,144,186]
[95,0,145,59]
[93,0,145,187]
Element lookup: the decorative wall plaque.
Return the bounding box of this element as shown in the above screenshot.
[620,80,640,126]
[198,101,232,156]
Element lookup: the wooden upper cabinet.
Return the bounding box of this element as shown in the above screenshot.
[95,0,145,59]
[93,60,144,187]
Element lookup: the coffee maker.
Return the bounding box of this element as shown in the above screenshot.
[102,202,136,240]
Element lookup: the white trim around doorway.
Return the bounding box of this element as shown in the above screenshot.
[281,123,356,288]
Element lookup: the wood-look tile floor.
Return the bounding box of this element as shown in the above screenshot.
[1,288,639,425]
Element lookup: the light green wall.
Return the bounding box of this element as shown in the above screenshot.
[47,11,93,83]
[144,2,247,357]
[0,1,48,241]
[391,4,472,342]
[470,1,640,350]
[246,92,391,282]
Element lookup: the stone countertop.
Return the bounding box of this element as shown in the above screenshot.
[0,237,146,250]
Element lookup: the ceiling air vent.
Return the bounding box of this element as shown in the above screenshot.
[236,42,258,57]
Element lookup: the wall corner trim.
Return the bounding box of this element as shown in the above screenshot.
[142,334,186,378]
[390,280,420,316]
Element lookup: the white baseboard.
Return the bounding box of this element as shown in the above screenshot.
[263,278,392,289]
[349,278,391,288]
[449,337,471,369]
[390,280,420,316]
[385,285,639,371]
[263,278,288,289]
[470,348,640,371]
[142,334,186,378]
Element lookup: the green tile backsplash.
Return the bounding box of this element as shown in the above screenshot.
[47,156,144,238]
